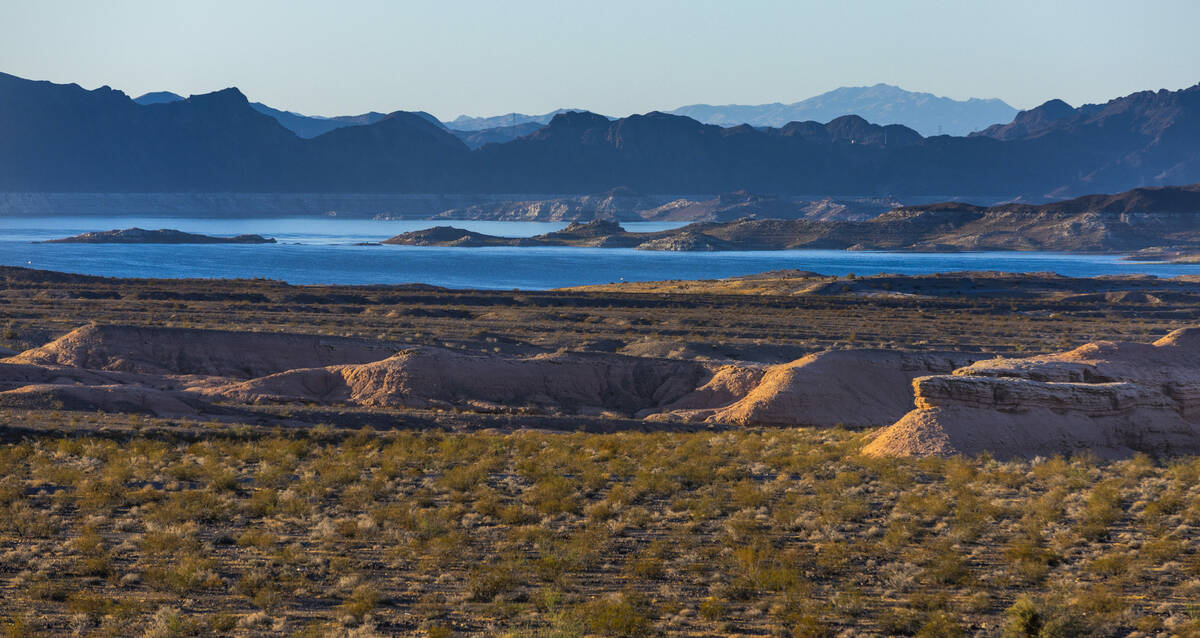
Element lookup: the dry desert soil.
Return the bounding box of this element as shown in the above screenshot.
[3,267,1200,636]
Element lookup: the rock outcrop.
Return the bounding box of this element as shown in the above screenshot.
[204,348,713,415]
[205,347,710,412]
[653,350,977,427]
[0,383,214,417]
[431,188,671,221]
[5,325,398,378]
[865,328,1200,459]
[1,324,987,430]
[202,343,978,427]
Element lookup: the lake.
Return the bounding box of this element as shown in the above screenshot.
[2,216,1199,289]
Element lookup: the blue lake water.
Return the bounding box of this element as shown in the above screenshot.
[2,216,1199,289]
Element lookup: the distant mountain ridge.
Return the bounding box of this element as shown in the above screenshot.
[446,109,590,131]
[670,84,1017,136]
[6,73,1200,199]
[135,89,532,147]
[132,91,184,105]
[136,91,401,138]
[131,84,1018,147]
[134,84,1017,147]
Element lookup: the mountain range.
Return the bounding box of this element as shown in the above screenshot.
[135,91,524,149]
[135,85,1013,147]
[3,72,1199,199]
[668,84,1018,137]
[135,91,437,144]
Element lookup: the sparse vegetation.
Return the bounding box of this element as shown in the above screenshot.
[0,420,1193,634]
[4,267,1200,634]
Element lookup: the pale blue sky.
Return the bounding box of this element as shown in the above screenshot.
[1,0,1197,120]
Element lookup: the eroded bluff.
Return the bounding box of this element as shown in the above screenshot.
[865,328,1200,459]
[0,324,976,426]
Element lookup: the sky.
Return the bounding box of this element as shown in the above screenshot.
[1,0,1198,121]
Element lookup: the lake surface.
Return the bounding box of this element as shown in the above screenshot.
[2,216,1199,289]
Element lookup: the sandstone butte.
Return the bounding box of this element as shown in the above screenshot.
[864,327,1200,459]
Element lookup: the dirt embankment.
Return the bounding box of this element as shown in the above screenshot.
[7,324,399,378]
[2,324,984,429]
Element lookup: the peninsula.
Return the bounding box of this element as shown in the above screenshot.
[384,183,1200,253]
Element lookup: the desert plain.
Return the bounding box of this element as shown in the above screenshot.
[2,266,1200,636]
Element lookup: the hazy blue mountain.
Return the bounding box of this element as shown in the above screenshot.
[669,84,1017,136]
[133,91,184,105]
[449,122,545,149]
[447,109,594,131]
[246,102,396,138]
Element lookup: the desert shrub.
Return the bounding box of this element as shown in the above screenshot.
[571,593,653,637]
[921,543,969,585]
[237,527,278,548]
[1002,536,1059,583]
[1076,480,1123,540]
[338,583,382,620]
[439,463,488,493]
[144,556,221,594]
[789,614,833,638]
[524,475,582,515]
[698,597,726,621]
[26,579,70,602]
[76,553,115,578]
[0,502,55,537]
[140,528,201,555]
[1002,596,1086,638]
[235,569,282,610]
[916,611,964,638]
[147,489,229,524]
[0,614,38,637]
[879,606,923,635]
[467,562,521,602]
[141,606,200,638]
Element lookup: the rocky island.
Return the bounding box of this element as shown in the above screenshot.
[385,183,1200,253]
[42,227,276,244]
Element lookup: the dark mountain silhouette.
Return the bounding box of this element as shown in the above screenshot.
[670,84,1018,136]
[133,91,184,105]
[137,89,418,138]
[136,85,540,147]
[0,72,468,192]
[3,73,1200,199]
[971,88,1200,197]
[973,98,1075,140]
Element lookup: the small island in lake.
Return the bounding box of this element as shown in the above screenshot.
[41,228,277,244]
